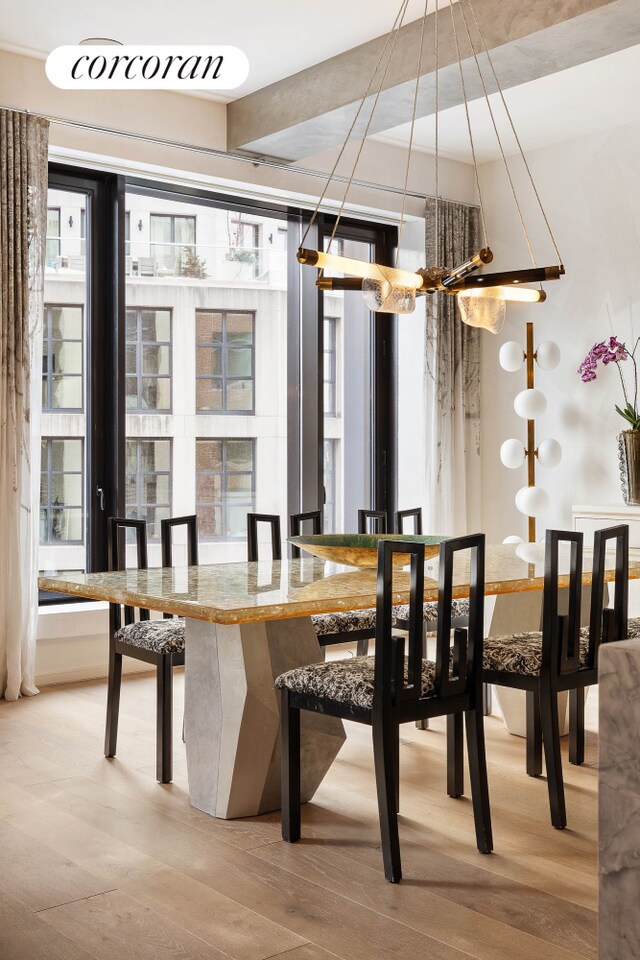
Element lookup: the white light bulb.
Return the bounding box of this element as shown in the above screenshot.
[515,485,550,518]
[537,437,562,468]
[536,340,561,371]
[514,388,547,420]
[499,341,525,372]
[503,535,524,544]
[500,439,526,469]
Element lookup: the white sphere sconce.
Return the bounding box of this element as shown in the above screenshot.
[514,388,547,419]
[537,437,562,468]
[499,341,526,372]
[500,327,561,542]
[500,439,526,469]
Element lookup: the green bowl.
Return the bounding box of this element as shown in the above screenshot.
[289,533,446,568]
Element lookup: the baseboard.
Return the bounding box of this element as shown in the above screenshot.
[35,658,155,688]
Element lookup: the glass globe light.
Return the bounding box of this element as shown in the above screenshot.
[536,340,561,371]
[500,439,526,469]
[515,485,549,517]
[503,535,524,544]
[537,437,562,468]
[499,341,525,372]
[514,388,547,419]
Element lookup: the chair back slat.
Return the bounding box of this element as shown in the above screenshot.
[358,509,387,534]
[289,510,322,559]
[588,524,628,666]
[247,513,281,561]
[435,535,485,701]
[161,515,199,567]
[395,508,423,535]
[108,517,150,630]
[542,530,583,676]
[374,541,424,705]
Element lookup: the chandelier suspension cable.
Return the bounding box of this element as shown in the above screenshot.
[463,0,564,266]
[395,0,430,269]
[434,0,440,269]
[448,0,489,249]
[456,0,536,268]
[326,0,411,254]
[298,0,410,251]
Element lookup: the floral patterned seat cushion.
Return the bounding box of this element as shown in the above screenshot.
[392,598,470,624]
[627,618,640,639]
[275,655,437,710]
[484,630,590,676]
[115,618,185,655]
[311,609,377,637]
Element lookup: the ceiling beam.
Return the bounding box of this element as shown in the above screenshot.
[227,0,639,161]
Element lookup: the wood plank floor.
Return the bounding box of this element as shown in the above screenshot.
[0,667,599,960]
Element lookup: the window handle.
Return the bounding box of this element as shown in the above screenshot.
[96,486,105,512]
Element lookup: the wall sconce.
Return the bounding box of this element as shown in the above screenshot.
[137,219,143,231]
[68,215,73,227]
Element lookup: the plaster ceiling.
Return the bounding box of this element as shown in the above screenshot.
[370,43,640,163]
[0,0,450,101]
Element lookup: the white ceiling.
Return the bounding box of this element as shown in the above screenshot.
[0,0,449,101]
[372,44,640,163]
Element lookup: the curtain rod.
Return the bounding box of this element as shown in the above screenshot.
[1,102,466,205]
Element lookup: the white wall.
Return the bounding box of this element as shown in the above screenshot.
[479,123,640,541]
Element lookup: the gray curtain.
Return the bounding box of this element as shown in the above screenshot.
[424,198,481,535]
[0,109,49,699]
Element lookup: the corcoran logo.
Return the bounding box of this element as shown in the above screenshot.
[45,45,249,90]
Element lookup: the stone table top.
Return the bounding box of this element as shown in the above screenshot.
[38,544,640,625]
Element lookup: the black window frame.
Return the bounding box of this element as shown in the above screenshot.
[195,308,255,415]
[125,306,173,413]
[42,303,84,413]
[195,437,256,541]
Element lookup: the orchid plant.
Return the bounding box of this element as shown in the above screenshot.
[578,336,640,430]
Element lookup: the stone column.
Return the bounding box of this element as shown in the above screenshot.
[599,638,640,960]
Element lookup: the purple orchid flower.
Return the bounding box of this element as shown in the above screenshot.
[578,335,640,429]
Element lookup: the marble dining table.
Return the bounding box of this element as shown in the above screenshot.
[39,542,640,819]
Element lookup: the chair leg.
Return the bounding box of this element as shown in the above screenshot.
[416,627,429,729]
[483,683,492,716]
[526,690,542,777]
[569,688,585,765]
[356,638,369,657]
[540,682,567,829]
[372,714,402,883]
[393,722,400,813]
[464,707,493,854]
[104,644,122,758]
[156,656,173,784]
[281,688,301,843]
[447,712,464,798]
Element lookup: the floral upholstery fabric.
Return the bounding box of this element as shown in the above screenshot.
[627,618,640,638]
[311,609,377,637]
[483,630,590,676]
[392,598,471,624]
[275,655,437,710]
[115,618,185,655]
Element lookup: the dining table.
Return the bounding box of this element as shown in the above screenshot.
[39,542,640,819]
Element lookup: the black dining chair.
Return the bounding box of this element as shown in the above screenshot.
[104,514,198,783]
[478,525,628,829]
[358,509,387,534]
[276,534,492,883]
[395,507,423,534]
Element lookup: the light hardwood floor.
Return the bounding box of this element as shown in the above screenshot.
[0,666,599,960]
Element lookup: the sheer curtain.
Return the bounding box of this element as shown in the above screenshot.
[0,109,49,700]
[424,198,481,535]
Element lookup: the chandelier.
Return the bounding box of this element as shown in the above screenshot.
[296,0,565,333]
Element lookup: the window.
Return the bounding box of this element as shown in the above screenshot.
[196,310,254,413]
[230,217,260,278]
[323,317,338,417]
[323,439,338,533]
[125,439,172,541]
[80,208,86,257]
[42,305,83,411]
[126,308,172,411]
[196,439,255,540]
[46,207,61,266]
[40,439,84,544]
[125,211,131,258]
[150,213,196,275]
